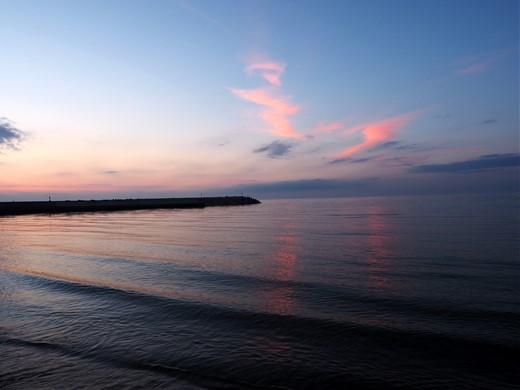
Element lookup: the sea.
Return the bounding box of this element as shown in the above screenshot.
[0,194,518,389]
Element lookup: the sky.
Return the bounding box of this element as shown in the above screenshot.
[0,0,518,200]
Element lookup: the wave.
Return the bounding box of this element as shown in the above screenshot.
[5,266,520,346]
[0,336,284,390]
[6,269,519,351]
[2,267,519,389]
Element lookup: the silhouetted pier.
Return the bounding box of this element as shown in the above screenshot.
[0,196,261,216]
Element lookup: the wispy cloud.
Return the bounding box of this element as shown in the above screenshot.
[434,113,451,119]
[481,118,498,125]
[0,117,25,152]
[254,140,294,158]
[330,156,376,164]
[178,0,231,34]
[409,153,519,173]
[245,62,285,86]
[231,58,304,139]
[230,87,301,138]
[370,140,434,152]
[371,140,401,150]
[331,109,424,162]
[447,48,516,80]
[383,156,429,167]
[313,122,344,133]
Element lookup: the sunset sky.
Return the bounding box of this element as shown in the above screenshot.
[0,0,518,200]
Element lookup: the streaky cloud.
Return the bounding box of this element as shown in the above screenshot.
[409,153,520,173]
[313,122,343,133]
[333,109,425,160]
[254,140,294,158]
[227,177,377,195]
[178,0,231,34]
[246,61,285,86]
[330,156,376,164]
[230,87,303,139]
[383,156,429,167]
[371,140,401,150]
[231,58,304,139]
[370,140,434,152]
[448,48,516,80]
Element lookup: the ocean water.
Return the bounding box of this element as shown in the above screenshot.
[0,194,518,389]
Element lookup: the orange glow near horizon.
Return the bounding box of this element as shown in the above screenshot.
[0,184,113,193]
[0,171,254,198]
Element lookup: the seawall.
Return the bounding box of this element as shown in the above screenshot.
[0,196,261,216]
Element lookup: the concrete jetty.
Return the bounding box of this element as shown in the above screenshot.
[0,196,261,216]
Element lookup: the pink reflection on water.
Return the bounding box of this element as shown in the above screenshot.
[256,221,299,363]
[366,206,399,293]
[264,226,298,316]
[272,235,297,282]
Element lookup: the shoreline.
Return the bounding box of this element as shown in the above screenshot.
[0,196,261,216]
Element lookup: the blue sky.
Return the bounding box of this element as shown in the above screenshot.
[0,0,518,200]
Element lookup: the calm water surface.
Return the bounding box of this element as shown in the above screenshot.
[1,194,518,389]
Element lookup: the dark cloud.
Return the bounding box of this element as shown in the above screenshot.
[207,166,517,198]
[254,140,294,158]
[3,168,518,201]
[383,157,416,167]
[481,119,498,124]
[351,157,374,163]
[0,118,25,151]
[102,170,120,175]
[219,177,378,198]
[376,141,401,149]
[409,153,519,173]
[370,140,433,152]
[330,156,376,164]
[394,144,433,152]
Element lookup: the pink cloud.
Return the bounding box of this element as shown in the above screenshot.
[246,62,286,86]
[231,58,304,139]
[230,87,303,139]
[448,48,516,80]
[333,110,423,160]
[313,122,344,133]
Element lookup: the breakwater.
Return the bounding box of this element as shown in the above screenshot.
[0,196,260,216]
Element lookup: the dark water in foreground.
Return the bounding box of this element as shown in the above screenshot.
[1,194,518,389]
